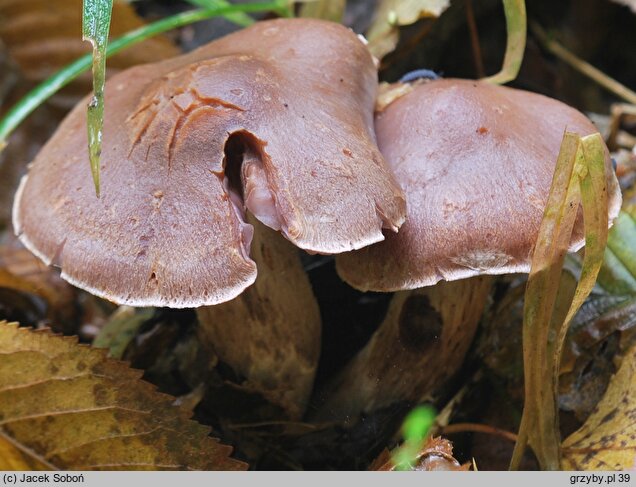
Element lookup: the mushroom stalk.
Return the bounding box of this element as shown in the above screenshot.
[197,215,321,419]
[315,276,492,421]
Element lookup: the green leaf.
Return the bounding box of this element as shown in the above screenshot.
[510,133,611,470]
[93,307,155,359]
[483,0,527,85]
[598,211,636,294]
[83,0,114,196]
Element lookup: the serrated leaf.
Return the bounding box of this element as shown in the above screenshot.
[0,322,246,470]
[366,0,450,59]
[562,342,636,470]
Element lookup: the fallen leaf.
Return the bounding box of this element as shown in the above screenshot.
[372,436,468,471]
[512,133,611,470]
[562,341,636,470]
[0,322,245,470]
[597,210,636,294]
[366,0,450,59]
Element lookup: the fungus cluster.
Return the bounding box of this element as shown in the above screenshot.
[12,19,621,421]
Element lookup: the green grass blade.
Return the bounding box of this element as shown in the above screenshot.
[184,0,254,26]
[483,0,527,85]
[83,0,114,196]
[0,2,287,159]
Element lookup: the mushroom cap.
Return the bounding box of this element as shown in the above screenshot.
[13,18,405,308]
[336,78,622,292]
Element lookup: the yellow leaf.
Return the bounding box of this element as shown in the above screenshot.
[366,0,450,59]
[0,322,246,470]
[299,0,346,22]
[562,342,636,470]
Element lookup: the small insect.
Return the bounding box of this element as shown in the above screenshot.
[399,69,441,83]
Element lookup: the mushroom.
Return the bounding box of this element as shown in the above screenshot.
[316,78,622,420]
[12,19,406,418]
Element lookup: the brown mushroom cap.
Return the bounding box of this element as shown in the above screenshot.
[336,78,622,292]
[13,18,406,308]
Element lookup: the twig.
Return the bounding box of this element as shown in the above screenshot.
[531,22,636,105]
[465,0,485,78]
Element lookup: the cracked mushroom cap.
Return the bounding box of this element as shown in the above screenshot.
[336,78,622,292]
[13,18,406,308]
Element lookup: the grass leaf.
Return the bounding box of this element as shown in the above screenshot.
[184,0,254,26]
[483,0,526,84]
[83,0,114,196]
[510,133,611,470]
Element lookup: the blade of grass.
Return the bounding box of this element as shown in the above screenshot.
[483,0,526,85]
[510,133,610,470]
[530,22,636,106]
[184,0,254,26]
[0,1,287,157]
[83,0,114,196]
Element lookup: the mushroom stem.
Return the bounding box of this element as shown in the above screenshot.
[196,215,321,420]
[314,276,492,422]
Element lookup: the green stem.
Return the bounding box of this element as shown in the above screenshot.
[0,2,286,148]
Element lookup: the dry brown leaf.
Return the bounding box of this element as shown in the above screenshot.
[562,341,636,470]
[0,0,180,108]
[371,437,469,471]
[0,322,246,470]
[366,0,450,59]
